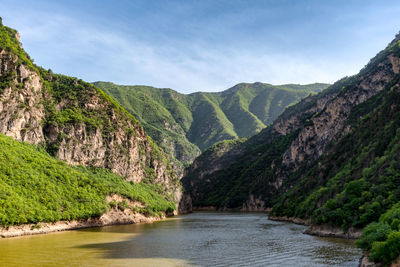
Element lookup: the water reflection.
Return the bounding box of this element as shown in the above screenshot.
[0,212,361,267]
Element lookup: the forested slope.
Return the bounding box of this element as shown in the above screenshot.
[96,81,328,167]
[183,31,400,265]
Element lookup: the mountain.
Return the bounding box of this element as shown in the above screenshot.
[182,32,400,265]
[0,21,180,227]
[95,81,329,168]
[0,133,175,227]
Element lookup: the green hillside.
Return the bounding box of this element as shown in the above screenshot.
[0,21,180,224]
[95,81,329,166]
[0,134,175,226]
[182,32,400,265]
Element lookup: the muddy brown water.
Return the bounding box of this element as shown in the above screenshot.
[0,212,362,266]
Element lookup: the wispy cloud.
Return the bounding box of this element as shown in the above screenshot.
[2,0,400,93]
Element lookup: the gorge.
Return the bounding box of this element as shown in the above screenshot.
[1,14,400,267]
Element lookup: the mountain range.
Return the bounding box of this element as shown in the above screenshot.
[182,31,400,265]
[1,17,400,265]
[95,81,328,168]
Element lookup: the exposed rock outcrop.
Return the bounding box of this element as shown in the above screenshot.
[182,32,400,211]
[282,50,398,173]
[359,253,377,267]
[304,224,362,239]
[0,29,182,208]
[0,51,45,144]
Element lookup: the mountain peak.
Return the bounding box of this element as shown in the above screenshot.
[386,31,400,48]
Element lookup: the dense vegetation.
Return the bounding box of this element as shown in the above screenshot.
[0,21,179,226]
[183,33,400,264]
[182,128,295,207]
[0,134,175,226]
[356,204,400,265]
[1,21,177,185]
[272,84,400,226]
[182,78,344,208]
[95,81,329,167]
[0,23,37,71]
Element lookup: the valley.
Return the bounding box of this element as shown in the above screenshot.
[0,8,400,266]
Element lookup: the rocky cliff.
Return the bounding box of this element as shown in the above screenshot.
[95,81,329,170]
[0,24,181,203]
[183,31,400,266]
[183,31,400,211]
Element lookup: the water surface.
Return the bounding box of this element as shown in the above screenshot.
[0,212,362,266]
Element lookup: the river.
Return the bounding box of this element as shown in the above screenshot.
[0,212,362,266]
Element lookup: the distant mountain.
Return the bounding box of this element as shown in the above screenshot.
[182,32,400,265]
[95,81,329,167]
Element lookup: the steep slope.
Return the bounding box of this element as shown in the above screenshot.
[0,23,181,211]
[95,81,329,166]
[183,32,400,265]
[0,134,174,227]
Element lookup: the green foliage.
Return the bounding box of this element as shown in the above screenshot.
[95,81,328,166]
[0,134,175,226]
[0,24,37,72]
[94,82,201,167]
[357,204,400,264]
[0,70,15,94]
[369,231,400,264]
[180,29,400,265]
[117,200,129,211]
[268,43,400,264]
[272,75,400,231]
[0,22,176,188]
[182,129,296,208]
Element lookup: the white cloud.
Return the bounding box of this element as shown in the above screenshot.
[2,7,364,93]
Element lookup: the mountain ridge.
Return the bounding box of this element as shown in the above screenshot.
[182,31,400,265]
[0,22,181,225]
[95,81,329,168]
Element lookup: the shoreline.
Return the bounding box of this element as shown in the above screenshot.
[192,206,271,212]
[268,215,371,266]
[0,194,177,239]
[0,211,167,239]
[191,209,375,266]
[0,194,181,239]
[1,208,377,265]
[267,215,362,239]
[192,207,363,239]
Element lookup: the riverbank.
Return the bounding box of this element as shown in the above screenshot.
[0,212,363,267]
[192,206,271,212]
[268,215,362,239]
[0,208,166,238]
[268,215,373,266]
[0,194,171,238]
[193,209,363,238]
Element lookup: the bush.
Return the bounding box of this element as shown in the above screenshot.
[0,134,175,226]
[370,231,400,264]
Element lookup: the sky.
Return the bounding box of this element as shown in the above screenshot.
[1,0,400,93]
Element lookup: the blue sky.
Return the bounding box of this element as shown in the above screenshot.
[2,0,400,93]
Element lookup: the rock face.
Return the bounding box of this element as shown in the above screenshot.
[0,28,181,205]
[182,31,400,210]
[0,51,45,144]
[95,81,329,170]
[282,47,399,173]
